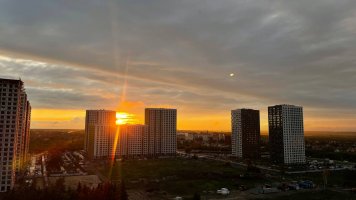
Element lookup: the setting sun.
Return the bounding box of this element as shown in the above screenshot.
[116,112,137,125]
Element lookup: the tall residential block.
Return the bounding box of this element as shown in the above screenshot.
[85,108,177,159]
[268,104,306,165]
[0,78,31,192]
[231,109,260,159]
[145,108,177,156]
[84,110,117,160]
[118,124,148,158]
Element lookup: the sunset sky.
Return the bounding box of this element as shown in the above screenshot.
[0,0,355,132]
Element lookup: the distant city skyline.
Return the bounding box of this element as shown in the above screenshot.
[1,0,356,132]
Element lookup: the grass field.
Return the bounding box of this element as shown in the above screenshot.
[98,158,273,196]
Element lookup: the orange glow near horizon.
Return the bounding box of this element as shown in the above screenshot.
[32,109,85,121]
[29,109,356,132]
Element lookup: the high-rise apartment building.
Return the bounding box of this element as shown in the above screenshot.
[16,92,31,171]
[145,108,177,156]
[85,108,177,159]
[231,109,260,159]
[268,104,305,165]
[84,110,117,160]
[0,78,31,192]
[118,124,148,158]
[22,102,31,167]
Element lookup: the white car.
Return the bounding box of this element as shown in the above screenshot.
[217,188,230,195]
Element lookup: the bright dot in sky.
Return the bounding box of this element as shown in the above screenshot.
[230,73,235,77]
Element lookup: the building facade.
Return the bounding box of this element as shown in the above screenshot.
[145,108,177,157]
[85,108,177,159]
[0,78,31,192]
[268,104,306,165]
[231,109,260,159]
[84,110,117,160]
[118,125,148,158]
[16,92,31,171]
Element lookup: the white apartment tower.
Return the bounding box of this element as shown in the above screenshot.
[0,78,31,192]
[232,110,242,158]
[145,108,177,156]
[85,108,177,159]
[84,110,117,160]
[231,109,260,159]
[118,125,148,158]
[268,104,306,165]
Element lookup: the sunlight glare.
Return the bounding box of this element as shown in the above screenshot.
[116,112,136,125]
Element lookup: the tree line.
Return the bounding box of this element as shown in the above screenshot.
[1,179,128,200]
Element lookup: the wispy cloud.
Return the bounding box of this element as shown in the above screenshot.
[0,0,355,131]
